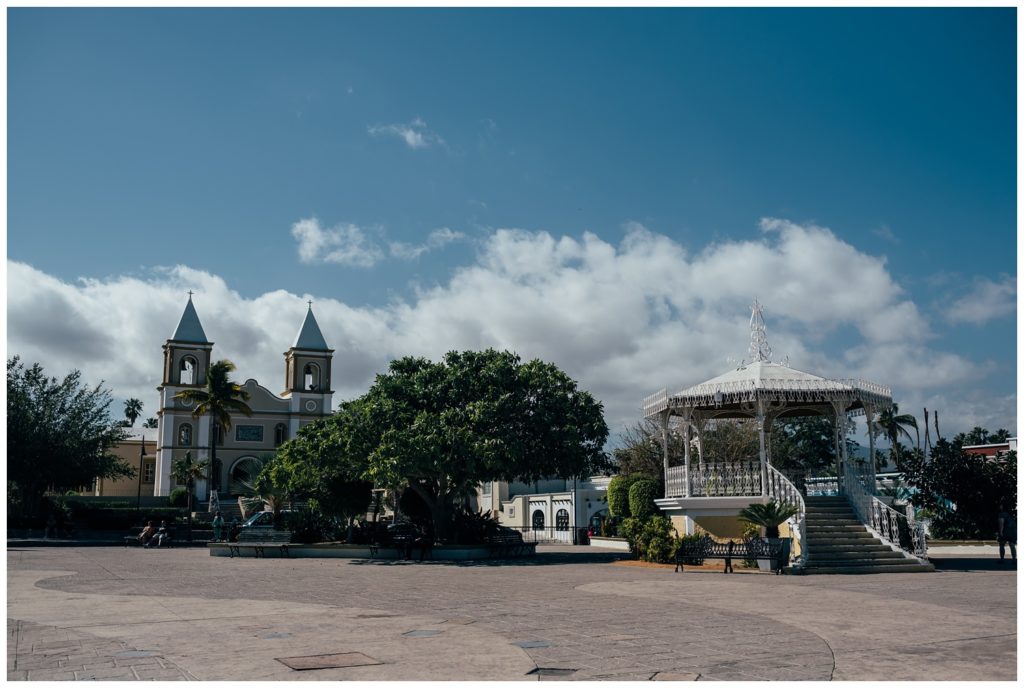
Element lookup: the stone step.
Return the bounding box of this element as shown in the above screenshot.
[807,550,907,561]
[805,517,860,525]
[795,563,935,574]
[806,525,869,533]
[809,535,879,544]
[809,543,895,554]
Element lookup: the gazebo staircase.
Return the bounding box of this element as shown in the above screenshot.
[793,496,934,574]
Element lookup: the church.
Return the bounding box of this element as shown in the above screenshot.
[154,296,335,501]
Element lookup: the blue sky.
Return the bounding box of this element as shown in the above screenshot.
[7,8,1017,440]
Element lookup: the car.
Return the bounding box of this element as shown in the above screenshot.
[240,510,293,529]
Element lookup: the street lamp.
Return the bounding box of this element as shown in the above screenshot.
[136,434,145,513]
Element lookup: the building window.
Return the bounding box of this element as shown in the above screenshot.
[303,363,320,391]
[235,425,264,442]
[143,462,155,483]
[481,481,492,496]
[555,508,570,531]
[179,356,197,385]
[274,423,288,447]
[532,509,545,531]
[178,423,192,446]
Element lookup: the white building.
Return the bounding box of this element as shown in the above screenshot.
[154,296,335,500]
[476,476,611,543]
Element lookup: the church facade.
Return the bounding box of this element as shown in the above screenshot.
[154,296,335,500]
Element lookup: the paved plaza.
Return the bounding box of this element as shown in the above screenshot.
[7,545,1017,681]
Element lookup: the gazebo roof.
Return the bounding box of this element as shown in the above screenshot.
[643,300,891,418]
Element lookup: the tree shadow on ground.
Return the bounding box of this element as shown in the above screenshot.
[931,557,1017,572]
[347,551,631,568]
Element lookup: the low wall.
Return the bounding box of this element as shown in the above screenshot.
[588,536,629,551]
[208,542,528,560]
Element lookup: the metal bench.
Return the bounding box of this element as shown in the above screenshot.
[228,529,293,558]
[484,529,538,558]
[675,535,785,574]
[124,527,173,548]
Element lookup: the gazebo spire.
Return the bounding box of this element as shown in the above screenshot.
[748,298,772,363]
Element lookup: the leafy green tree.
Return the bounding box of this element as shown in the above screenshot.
[7,356,132,520]
[608,473,643,518]
[628,479,660,520]
[701,419,759,463]
[173,360,253,492]
[612,419,683,480]
[902,440,1016,539]
[770,415,855,477]
[874,404,919,469]
[170,451,208,515]
[123,398,144,427]
[260,431,372,535]
[953,426,1011,446]
[268,350,608,541]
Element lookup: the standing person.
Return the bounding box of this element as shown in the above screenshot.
[997,504,1016,562]
[212,511,224,542]
[44,514,57,540]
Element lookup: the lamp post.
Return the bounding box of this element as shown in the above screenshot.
[136,435,145,513]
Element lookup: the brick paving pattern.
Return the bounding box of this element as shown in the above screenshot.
[7,546,1017,681]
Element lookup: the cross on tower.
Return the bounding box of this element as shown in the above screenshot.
[307,299,313,309]
[187,290,194,298]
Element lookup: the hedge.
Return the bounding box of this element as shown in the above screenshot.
[628,479,660,520]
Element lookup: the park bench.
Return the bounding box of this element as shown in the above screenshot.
[371,523,433,561]
[675,535,786,574]
[484,528,537,558]
[124,526,173,549]
[228,529,293,558]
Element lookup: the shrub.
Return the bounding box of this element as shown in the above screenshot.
[738,500,798,539]
[607,475,635,518]
[628,479,660,520]
[450,509,502,545]
[285,507,339,543]
[621,515,678,563]
[168,487,189,508]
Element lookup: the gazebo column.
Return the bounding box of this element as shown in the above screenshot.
[864,402,878,491]
[680,408,692,498]
[756,400,767,497]
[660,409,670,484]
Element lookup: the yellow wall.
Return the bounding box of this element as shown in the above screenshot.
[94,438,156,497]
[669,516,686,536]
[692,515,747,539]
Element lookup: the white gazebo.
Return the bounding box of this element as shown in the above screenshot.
[643,300,927,566]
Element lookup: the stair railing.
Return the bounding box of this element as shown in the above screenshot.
[766,465,806,566]
[843,461,928,560]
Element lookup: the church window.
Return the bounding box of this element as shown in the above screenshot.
[235,425,264,442]
[303,363,320,391]
[274,423,288,447]
[179,423,192,446]
[179,356,197,385]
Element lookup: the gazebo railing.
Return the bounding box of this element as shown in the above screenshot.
[665,465,687,498]
[767,465,806,566]
[843,462,928,560]
[688,461,762,497]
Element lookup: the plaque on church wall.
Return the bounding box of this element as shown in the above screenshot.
[235,425,264,442]
[304,400,318,412]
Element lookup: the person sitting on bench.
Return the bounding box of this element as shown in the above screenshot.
[154,520,172,548]
[139,521,157,548]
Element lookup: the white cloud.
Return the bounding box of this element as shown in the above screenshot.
[389,227,466,260]
[7,218,1014,440]
[367,118,444,150]
[946,275,1016,325]
[290,217,384,268]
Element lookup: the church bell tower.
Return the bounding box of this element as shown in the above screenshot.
[282,303,334,434]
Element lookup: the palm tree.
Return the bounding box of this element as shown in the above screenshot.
[875,404,920,469]
[173,359,253,495]
[738,500,798,539]
[171,451,208,539]
[143,417,159,429]
[123,398,144,427]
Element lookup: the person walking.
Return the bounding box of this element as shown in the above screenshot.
[997,504,1016,562]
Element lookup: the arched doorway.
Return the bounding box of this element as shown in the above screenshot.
[228,456,263,496]
[532,509,545,532]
